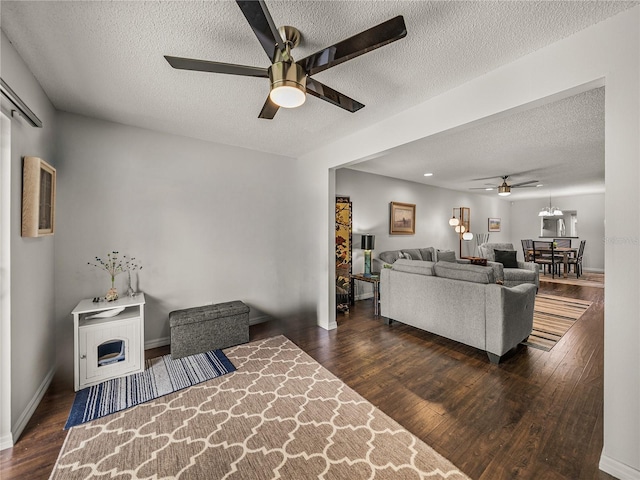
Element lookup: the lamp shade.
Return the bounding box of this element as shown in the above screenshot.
[361,234,375,250]
[268,61,307,108]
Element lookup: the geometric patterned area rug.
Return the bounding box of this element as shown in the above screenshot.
[64,349,236,429]
[523,294,593,351]
[51,335,470,479]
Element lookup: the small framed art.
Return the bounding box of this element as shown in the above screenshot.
[488,217,501,232]
[22,156,56,237]
[390,202,416,235]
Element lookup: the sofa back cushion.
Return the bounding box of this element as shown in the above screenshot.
[392,259,435,276]
[419,247,435,262]
[378,250,403,264]
[478,243,515,262]
[378,247,437,265]
[401,249,423,261]
[436,249,457,262]
[434,261,495,284]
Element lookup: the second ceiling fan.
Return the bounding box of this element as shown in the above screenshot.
[471,175,539,196]
[164,0,407,119]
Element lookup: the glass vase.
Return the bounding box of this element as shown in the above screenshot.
[106,276,118,301]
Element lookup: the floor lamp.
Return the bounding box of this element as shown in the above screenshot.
[449,207,473,258]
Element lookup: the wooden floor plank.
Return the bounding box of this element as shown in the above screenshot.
[0,281,612,480]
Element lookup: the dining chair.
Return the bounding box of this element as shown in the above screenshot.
[567,240,586,278]
[521,239,534,261]
[532,241,560,278]
[554,238,571,248]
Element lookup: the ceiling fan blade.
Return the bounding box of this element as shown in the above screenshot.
[258,95,279,119]
[306,78,364,112]
[297,15,407,76]
[165,56,268,77]
[511,180,540,187]
[236,0,285,63]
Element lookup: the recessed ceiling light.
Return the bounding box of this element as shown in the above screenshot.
[536,184,544,187]
[485,188,493,191]
[423,173,433,177]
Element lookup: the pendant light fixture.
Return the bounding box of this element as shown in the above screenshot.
[449,207,472,257]
[539,194,563,217]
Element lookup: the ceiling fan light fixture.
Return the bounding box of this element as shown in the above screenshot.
[497,184,511,196]
[268,61,307,108]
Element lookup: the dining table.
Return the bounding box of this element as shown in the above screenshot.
[528,246,578,278]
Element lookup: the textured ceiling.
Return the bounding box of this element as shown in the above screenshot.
[349,87,606,200]
[1,1,636,198]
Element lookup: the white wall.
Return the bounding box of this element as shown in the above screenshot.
[1,30,58,444]
[335,168,511,271]
[511,193,605,270]
[54,112,298,380]
[298,7,639,478]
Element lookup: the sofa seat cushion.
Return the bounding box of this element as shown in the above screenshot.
[392,259,435,275]
[434,261,495,284]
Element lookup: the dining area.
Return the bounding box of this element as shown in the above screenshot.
[521,238,586,279]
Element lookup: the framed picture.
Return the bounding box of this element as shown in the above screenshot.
[390,202,416,235]
[488,217,501,232]
[22,156,56,237]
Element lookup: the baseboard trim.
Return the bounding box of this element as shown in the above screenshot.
[249,314,270,325]
[0,432,13,451]
[584,268,604,273]
[11,365,55,444]
[145,336,170,350]
[600,453,640,480]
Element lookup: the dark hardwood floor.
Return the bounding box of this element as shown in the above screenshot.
[1,280,611,479]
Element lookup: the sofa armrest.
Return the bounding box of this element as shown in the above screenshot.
[517,261,538,272]
[485,283,537,357]
[486,261,504,282]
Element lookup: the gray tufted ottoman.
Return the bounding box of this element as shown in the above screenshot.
[169,300,250,359]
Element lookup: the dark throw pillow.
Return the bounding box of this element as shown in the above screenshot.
[495,249,518,269]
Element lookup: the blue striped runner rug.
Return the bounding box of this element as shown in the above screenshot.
[65,350,235,429]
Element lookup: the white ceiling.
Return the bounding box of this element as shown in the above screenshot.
[2,1,637,199]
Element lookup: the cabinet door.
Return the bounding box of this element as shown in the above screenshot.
[79,318,141,387]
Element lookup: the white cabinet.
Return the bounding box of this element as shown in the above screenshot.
[72,294,146,391]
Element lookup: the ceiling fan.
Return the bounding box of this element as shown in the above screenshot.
[471,175,539,196]
[164,0,407,119]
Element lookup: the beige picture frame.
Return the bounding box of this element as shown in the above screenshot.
[22,156,56,237]
[390,202,416,235]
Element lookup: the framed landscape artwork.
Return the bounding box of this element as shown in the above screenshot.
[390,202,416,235]
[488,217,501,232]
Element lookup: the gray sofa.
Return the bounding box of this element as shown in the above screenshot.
[375,246,456,271]
[380,259,536,363]
[477,242,539,288]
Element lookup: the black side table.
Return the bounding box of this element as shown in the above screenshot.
[350,273,380,316]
